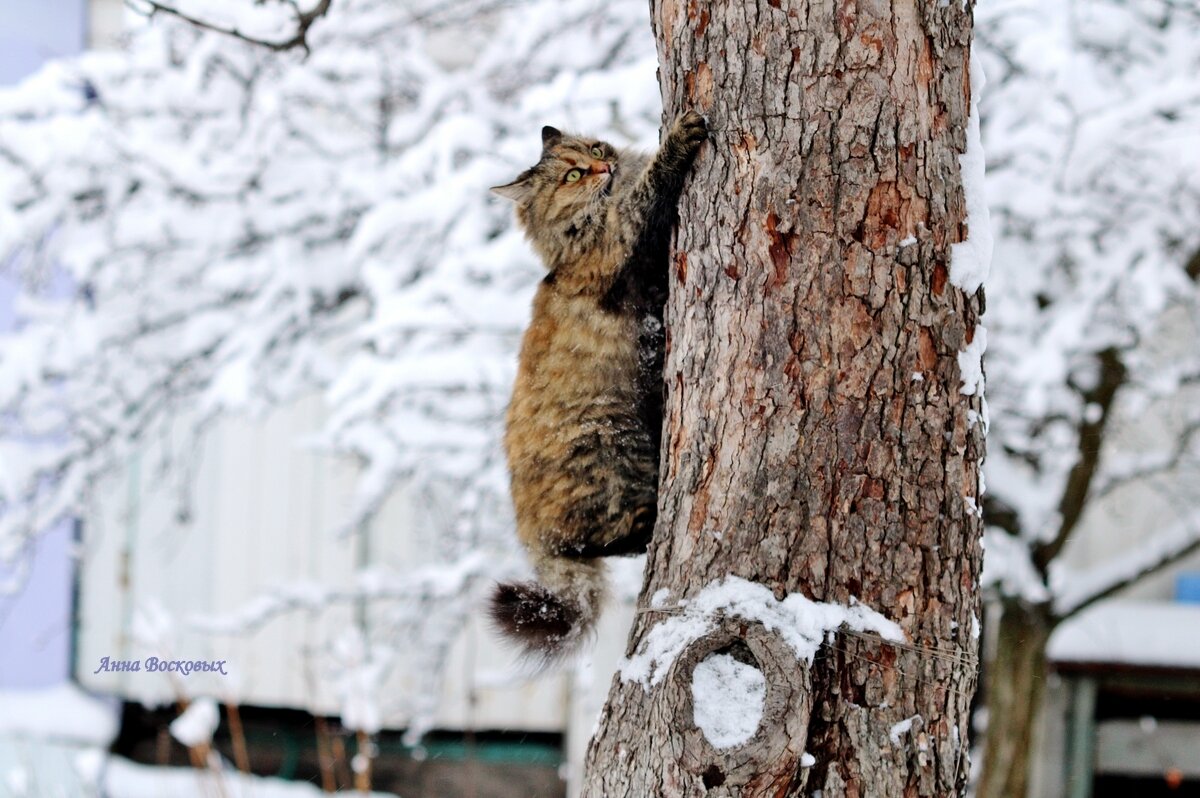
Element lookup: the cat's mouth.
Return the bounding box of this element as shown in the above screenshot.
[598,170,615,197]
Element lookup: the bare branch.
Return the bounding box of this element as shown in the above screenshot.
[1091,415,1200,500]
[124,0,334,54]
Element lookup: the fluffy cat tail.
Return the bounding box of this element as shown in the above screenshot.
[489,554,606,664]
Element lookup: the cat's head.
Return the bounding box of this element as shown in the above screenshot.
[491,126,619,231]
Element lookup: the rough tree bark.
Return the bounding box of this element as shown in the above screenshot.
[580,1,984,796]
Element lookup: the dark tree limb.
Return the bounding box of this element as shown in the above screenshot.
[1032,347,1127,575]
[124,0,334,54]
[983,494,1022,538]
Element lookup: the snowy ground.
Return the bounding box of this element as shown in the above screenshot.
[0,684,400,798]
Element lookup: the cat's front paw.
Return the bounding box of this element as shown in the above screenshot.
[668,110,708,156]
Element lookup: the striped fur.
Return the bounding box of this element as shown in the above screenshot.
[490,112,708,661]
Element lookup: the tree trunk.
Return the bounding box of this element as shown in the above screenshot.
[580,1,984,796]
[977,605,1054,798]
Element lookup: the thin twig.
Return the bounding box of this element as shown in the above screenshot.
[224,702,251,774]
[124,0,334,54]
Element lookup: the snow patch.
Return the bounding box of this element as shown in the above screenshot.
[1048,601,1200,669]
[949,49,992,294]
[99,752,400,797]
[5,767,28,795]
[691,653,766,749]
[957,326,987,396]
[0,684,118,746]
[889,714,921,745]
[169,698,219,747]
[800,751,816,767]
[330,627,387,735]
[981,529,1051,604]
[620,576,903,688]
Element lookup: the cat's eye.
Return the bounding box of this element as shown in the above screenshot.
[565,169,583,183]
[590,146,604,158]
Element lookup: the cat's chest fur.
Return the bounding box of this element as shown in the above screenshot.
[510,281,643,404]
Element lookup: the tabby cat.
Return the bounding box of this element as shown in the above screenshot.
[489,111,708,661]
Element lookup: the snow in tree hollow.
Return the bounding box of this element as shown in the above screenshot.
[691,653,766,750]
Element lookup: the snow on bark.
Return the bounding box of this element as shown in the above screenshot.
[948,50,992,295]
[888,715,921,746]
[956,325,987,397]
[620,576,903,689]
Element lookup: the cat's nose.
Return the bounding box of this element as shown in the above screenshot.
[592,162,612,175]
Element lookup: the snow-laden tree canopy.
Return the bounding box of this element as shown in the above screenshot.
[0,0,664,570]
[977,0,1200,615]
[0,0,1198,721]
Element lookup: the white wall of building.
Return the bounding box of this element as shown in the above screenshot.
[76,394,569,732]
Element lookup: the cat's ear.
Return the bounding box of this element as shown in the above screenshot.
[541,126,563,149]
[491,177,533,202]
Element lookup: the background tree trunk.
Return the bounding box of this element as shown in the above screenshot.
[580,0,984,796]
[977,604,1053,798]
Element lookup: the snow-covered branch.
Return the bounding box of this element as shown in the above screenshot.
[188,553,489,636]
[0,0,665,563]
[1090,413,1200,501]
[0,0,666,739]
[1053,513,1200,618]
[977,0,1200,603]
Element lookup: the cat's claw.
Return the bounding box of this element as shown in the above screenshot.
[669,110,709,158]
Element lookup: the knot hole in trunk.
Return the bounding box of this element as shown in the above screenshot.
[664,620,816,794]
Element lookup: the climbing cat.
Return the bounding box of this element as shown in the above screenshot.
[489,110,708,661]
